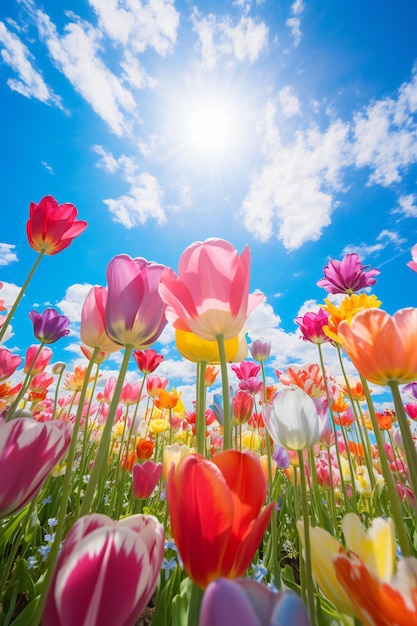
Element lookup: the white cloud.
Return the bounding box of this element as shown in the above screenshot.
[352,68,417,186]
[36,10,138,136]
[94,145,167,227]
[57,283,93,322]
[120,51,157,90]
[278,85,300,117]
[192,10,268,70]
[241,100,351,249]
[286,0,304,46]
[342,230,406,260]
[0,20,63,107]
[393,193,417,218]
[0,243,18,266]
[88,0,179,55]
[0,281,21,308]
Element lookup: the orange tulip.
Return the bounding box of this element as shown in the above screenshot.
[167,450,273,589]
[338,308,417,385]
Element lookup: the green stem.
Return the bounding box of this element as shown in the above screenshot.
[389,381,417,500]
[187,581,204,626]
[79,344,134,516]
[0,251,45,344]
[216,334,231,450]
[31,346,99,626]
[196,361,207,455]
[298,449,317,626]
[361,376,411,556]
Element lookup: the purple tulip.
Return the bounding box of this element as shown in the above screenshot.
[28,308,70,344]
[200,577,311,626]
[249,339,272,362]
[317,253,380,295]
[105,254,167,349]
[43,513,164,626]
[132,461,163,499]
[0,418,72,518]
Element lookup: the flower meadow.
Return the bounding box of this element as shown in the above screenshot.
[1,195,417,626]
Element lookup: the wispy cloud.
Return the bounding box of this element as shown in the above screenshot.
[0,20,63,107]
[192,10,268,70]
[392,193,417,218]
[286,0,305,47]
[342,230,407,260]
[93,145,167,227]
[0,243,18,266]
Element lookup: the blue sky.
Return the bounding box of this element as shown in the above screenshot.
[1,0,417,409]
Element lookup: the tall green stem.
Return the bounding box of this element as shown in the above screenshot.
[196,361,207,455]
[389,381,417,499]
[298,449,317,626]
[31,346,99,626]
[0,251,45,343]
[79,344,134,516]
[216,334,231,450]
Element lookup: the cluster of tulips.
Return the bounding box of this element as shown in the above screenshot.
[1,195,417,626]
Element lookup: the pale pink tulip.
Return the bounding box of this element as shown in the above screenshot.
[43,513,164,626]
[80,286,121,354]
[158,238,264,341]
[0,418,72,518]
[105,254,167,348]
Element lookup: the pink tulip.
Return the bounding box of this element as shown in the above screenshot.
[80,286,121,354]
[105,254,167,349]
[295,309,332,344]
[0,418,72,518]
[407,244,417,273]
[133,348,164,374]
[24,345,52,375]
[158,238,264,341]
[0,347,22,381]
[26,195,87,255]
[132,461,163,499]
[43,513,164,626]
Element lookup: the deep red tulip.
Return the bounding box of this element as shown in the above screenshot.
[167,449,273,589]
[43,513,164,626]
[133,349,164,374]
[26,195,87,255]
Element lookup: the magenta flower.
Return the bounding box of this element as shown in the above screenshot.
[105,254,167,349]
[133,348,164,374]
[43,513,164,626]
[80,286,121,354]
[231,361,261,381]
[0,347,22,382]
[132,461,163,499]
[407,244,417,273]
[28,308,70,344]
[317,253,380,294]
[200,577,310,626]
[249,339,271,362]
[0,418,72,518]
[295,309,331,344]
[158,238,264,341]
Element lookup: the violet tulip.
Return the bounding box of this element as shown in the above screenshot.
[29,308,70,344]
[26,195,87,255]
[132,461,163,499]
[23,344,53,375]
[80,286,121,354]
[133,348,164,374]
[249,339,271,362]
[43,513,164,626]
[295,309,332,344]
[158,238,264,341]
[0,417,72,518]
[105,254,167,349]
[317,252,380,295]
[0,347,22,381]
[200,578,311,626]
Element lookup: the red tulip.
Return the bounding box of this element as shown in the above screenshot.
[43,513,164,626]
[26,195,87,255]
[167,449,273,589]
[133,348,164,374]
[0,418,72,518]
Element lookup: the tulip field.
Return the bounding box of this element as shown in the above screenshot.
[1,195,417,625]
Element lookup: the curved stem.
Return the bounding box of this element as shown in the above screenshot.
[0,251,45,344]
[216,334,231,450]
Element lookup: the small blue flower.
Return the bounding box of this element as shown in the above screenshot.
[48,517,58,527]
[27,556,38,569]
[38,544,50,561]
[44,533,56,543]
[162,557,177,578]
[42,496,52,505]
[252,561,268,583]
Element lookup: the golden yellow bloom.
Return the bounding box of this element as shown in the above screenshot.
[175,329,240,363]
[149,418,170,434]
[242,429,261,452]
[321,293,381,344]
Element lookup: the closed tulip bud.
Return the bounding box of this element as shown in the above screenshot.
[24,345,52,375]
[132,461,163,499]
[43,513,164,626]
[28,309,70,344]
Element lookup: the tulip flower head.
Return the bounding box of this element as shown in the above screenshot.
[338,307,417,385]
[167,449,273,589]
[263,386,327,450]
[26,195,87,255]
[133,348,164,374]
[132,461,163,499]
[0,347,22,382]
[43,513,164,626]
[105,254,167,349]
[249,338,271,362]
[0,418,72,518]
[317,252,380,295]
[295,308,332,344]
[29,308,70,344]
[80,286,121,354]
[159,238,264,341]
[407,243,417,273]
[24,345,53,375]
